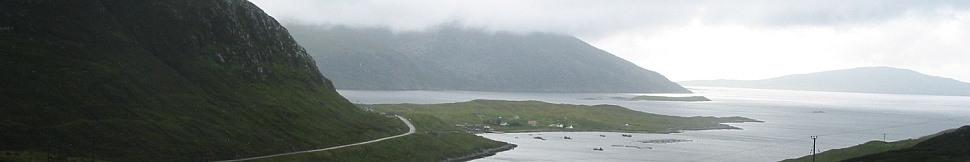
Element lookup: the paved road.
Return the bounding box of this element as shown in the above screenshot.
[214,115,416,162]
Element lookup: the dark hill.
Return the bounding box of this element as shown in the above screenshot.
[679,67,970,96]
[0,0,403,161]
[286,25,690,93]
[843,125,970,162]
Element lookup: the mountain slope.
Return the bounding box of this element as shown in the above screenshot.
[679,67,970,96]
[287,25,690,93]
[0,0,404,161]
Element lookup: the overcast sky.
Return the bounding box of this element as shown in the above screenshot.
[249,0,970,82]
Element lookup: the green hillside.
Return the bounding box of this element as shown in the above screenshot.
[843,125,970,162]
[259,114,513,162]
[782,125,970,162]
[0,0,405,161]
[780,139,924,162]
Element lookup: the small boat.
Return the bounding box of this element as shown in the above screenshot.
[599,134,606,137]
[593,148,604,151]
[621,134,632,137]
[533,137,546,140]
[564,136,572,140]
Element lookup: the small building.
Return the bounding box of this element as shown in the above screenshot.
[500,121,509,126]
[527,120,537,126]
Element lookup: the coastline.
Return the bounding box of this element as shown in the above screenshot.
[472,119,760,134]
[442,144,518,162]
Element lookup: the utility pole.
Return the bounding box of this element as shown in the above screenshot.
[883,133,887,141]
[811,136,818,162]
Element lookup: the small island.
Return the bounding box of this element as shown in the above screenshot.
[366,100,758,133]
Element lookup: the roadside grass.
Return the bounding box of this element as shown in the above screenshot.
[257,113,509,162]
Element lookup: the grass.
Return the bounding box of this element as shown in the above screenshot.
[366,100,759,133]
[842,125,970,162]
[780,139,923,162]
[0,1,406,161]
[782,125,970,162]
[256,114,512,162]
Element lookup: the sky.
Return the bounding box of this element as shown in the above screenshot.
[248,0,970,82]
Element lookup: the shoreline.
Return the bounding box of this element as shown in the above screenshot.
[442,144,518,162]
[474,121,760,135]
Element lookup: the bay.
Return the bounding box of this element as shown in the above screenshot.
[337,87,970,161]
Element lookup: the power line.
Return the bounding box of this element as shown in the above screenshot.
[811,136,817,162]
[687,116,969,161]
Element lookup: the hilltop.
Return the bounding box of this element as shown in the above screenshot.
[679,67,970,96]
[286,25,690,93]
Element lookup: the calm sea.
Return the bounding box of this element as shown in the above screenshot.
[337,87,970,162]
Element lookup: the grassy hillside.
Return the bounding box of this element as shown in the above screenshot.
[367,100,758,133]
[258,114,513,162]
[780,139,924,162]
[0,0,404,161]
[782,125,970,162]
[843,125,970,162]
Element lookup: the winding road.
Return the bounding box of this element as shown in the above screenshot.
[214,115,416,162]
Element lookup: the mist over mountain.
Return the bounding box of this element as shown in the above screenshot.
[287,25,690,93]
[679,67,970,96]
[0,0,403,161]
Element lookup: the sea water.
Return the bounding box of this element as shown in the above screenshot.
[337,87,970,162]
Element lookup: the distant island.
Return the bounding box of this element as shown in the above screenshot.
[286,25,690,93]
[366,100,759,133]
[679,67,970,96]
[581,95,712,102]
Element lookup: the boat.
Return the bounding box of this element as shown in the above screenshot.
[593,147,604,151]
[564,136,572,140]
[621,134,632,137]
[533,136,546,140]
[599,134,606,137]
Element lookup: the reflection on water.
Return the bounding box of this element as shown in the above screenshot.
[338,87,970,162]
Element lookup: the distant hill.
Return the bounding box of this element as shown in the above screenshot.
[286,25,690,93]
[0,0,404,161]
[679,67,970,96]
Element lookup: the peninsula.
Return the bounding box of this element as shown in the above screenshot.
[366,100,759,133]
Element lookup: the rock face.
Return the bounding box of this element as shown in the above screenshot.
[679,67,970,96]
[287,25,691,93]
[0,0,402,161]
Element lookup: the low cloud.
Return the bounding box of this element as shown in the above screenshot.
[249,0,970,82]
